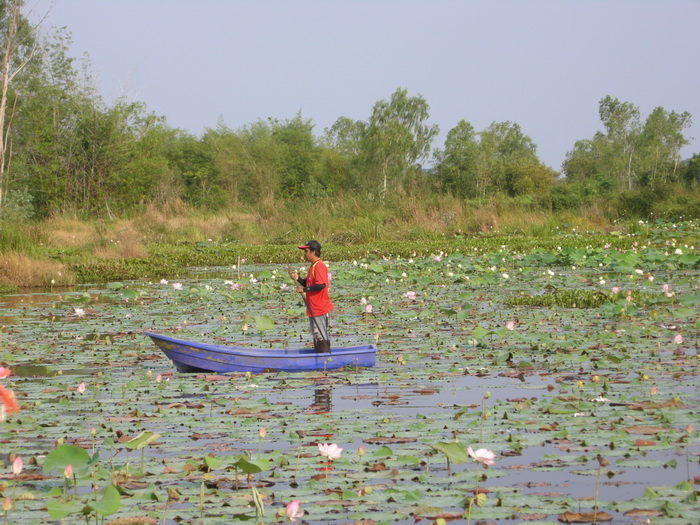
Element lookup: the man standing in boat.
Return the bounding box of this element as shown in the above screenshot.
[289,240,334,353]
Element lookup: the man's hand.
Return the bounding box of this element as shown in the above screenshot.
[296,285,304,294]
[288,270,299,281]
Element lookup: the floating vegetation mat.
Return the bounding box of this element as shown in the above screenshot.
[0,224,699,523]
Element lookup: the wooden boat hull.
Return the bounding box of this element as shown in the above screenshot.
[143,332,377,373]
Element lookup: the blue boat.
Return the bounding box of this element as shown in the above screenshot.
[143,332,378,373]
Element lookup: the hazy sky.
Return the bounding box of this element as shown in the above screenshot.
[30,0,700,170]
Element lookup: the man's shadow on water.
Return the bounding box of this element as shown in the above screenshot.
[307,385,332,414]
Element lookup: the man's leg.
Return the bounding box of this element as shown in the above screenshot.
[309,315,330,352]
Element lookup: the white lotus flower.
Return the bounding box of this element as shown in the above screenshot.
[467,446,496,466]
[318,442,343,460]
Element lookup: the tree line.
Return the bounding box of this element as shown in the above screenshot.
[1,1,698,221]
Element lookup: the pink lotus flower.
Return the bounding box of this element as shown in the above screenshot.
[662,283,670,293]
[364,304,373,314]
[612,286,620,294]
[318,442,343,460]
[11,456,22,475]
[77,381,86,394]
[505,321,515,331]
[159,279,168,285]
[172,283,183,290]
[0,385,19,419]
[405,291,416,300]
[360,297,367,305]
[63,464,72,479]
[73,307,85,317]
[467,446,496,466]
[285,499,305,522]
[259,426,266,438]
[674,334,683,345]
[2,496,10,512]
[0,367,10,379]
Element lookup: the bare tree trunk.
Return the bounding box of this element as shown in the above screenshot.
[382,157,389,195]
[626,148,634,190]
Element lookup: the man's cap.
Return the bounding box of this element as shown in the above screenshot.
[298,240,321,251]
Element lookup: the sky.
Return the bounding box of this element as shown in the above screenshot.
[29,0,700,170]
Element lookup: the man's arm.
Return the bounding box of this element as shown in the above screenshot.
[302,283,325,292]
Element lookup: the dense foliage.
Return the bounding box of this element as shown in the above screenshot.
[0,1,698,223]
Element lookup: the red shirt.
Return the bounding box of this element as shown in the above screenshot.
[305,259,333,317]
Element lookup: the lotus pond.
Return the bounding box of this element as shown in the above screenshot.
[1,225,699,524]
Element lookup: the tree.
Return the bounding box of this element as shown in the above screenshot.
[201,119,247,207]
[324,116,364,158]
[598,95,641,190]
[233,119,280,204]
[166,131,214,207]
[363,88,438,194]
[273,112,317,198]
[563,97,692,193]
[503,160,557,196]
[0,0,39,211]
[323,116,367,191]
[681,153,700,188]
[563,138,600,182]
[432,120,479,197]
[637,107,691,186]
[476,121,539,197]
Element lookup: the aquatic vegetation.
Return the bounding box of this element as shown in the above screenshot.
[0,221,697,522]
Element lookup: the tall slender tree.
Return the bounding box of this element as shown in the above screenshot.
[363,88,438,195]
[0,0,39,210]
[598,95,641,190]
[432,120,479,197]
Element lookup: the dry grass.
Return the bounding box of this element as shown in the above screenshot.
[42,217,98,248]
[130,202,262,243]
[0,251,74,287]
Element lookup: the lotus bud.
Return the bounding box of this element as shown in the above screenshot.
[11,456,22,475]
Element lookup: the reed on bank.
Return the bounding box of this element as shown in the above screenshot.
[0,191,697,288]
